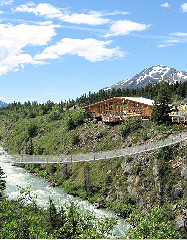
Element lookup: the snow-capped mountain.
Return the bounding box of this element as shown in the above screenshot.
[103,65,187,91]
[0,101,8,108]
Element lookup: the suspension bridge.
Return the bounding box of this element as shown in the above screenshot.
[4,131,187,165]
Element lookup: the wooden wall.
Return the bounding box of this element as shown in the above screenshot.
[83,97,153,122]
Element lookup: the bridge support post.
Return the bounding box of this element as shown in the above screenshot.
[84,162,91,192]
[63,163,68,178]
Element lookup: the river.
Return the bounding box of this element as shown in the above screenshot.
[0,146,128,238]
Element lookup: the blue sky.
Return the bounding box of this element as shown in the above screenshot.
[0,0,187,104]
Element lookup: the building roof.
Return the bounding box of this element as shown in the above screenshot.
[83,97,154,109]
[120,97,154,106]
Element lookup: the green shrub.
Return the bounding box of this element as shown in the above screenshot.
[27,121,38,138]
[119,117,142,139]
[142,133,150,141]
[110,193,136,218]
[105,173,112,185]
[65,110,88,130]
[126,156,133,163]
[127,204,181,239]
[45,111,61,122]
[71,110,88,127]
[28,111,36,118]
[131,163,142,175]
[156,146,172,161]
[71,133,80,145]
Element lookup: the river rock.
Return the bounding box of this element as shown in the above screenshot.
[49,182,56,187]
[93,203,100,209]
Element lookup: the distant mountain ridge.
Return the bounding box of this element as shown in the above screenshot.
[0,101,8,108]
[103,65,187,91]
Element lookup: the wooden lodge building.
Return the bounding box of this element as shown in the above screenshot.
[83,97,154,123]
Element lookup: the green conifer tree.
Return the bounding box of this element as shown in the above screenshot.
[151,81,172,124]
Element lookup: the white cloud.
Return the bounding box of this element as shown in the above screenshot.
[0,23,58,59]
[15,3,62,18]
[181,3,187,12]
[161,3,171,8]
[158,32,187,47]
[158,44,174,47]
[35,38,124,62]
[167,39,183,43]
[0,54,40,76]
[170,32,187,37]
[105,20,150,37]
[0,23,58,76]
[39,21,53,26]
[15,3,110,25]
[0,0,13,6]
[104,11,130,16]
[60,11,110,25]
[36,52,59,60]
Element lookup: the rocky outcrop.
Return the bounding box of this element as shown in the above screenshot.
[181,167,187,180]
[176,217,187,230]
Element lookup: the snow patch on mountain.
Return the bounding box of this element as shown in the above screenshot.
[103,65,187,91]
[0,100,8,108]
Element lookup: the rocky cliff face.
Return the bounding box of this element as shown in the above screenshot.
[120,138,187,230]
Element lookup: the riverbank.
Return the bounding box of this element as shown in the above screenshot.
[0,148,128,239]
